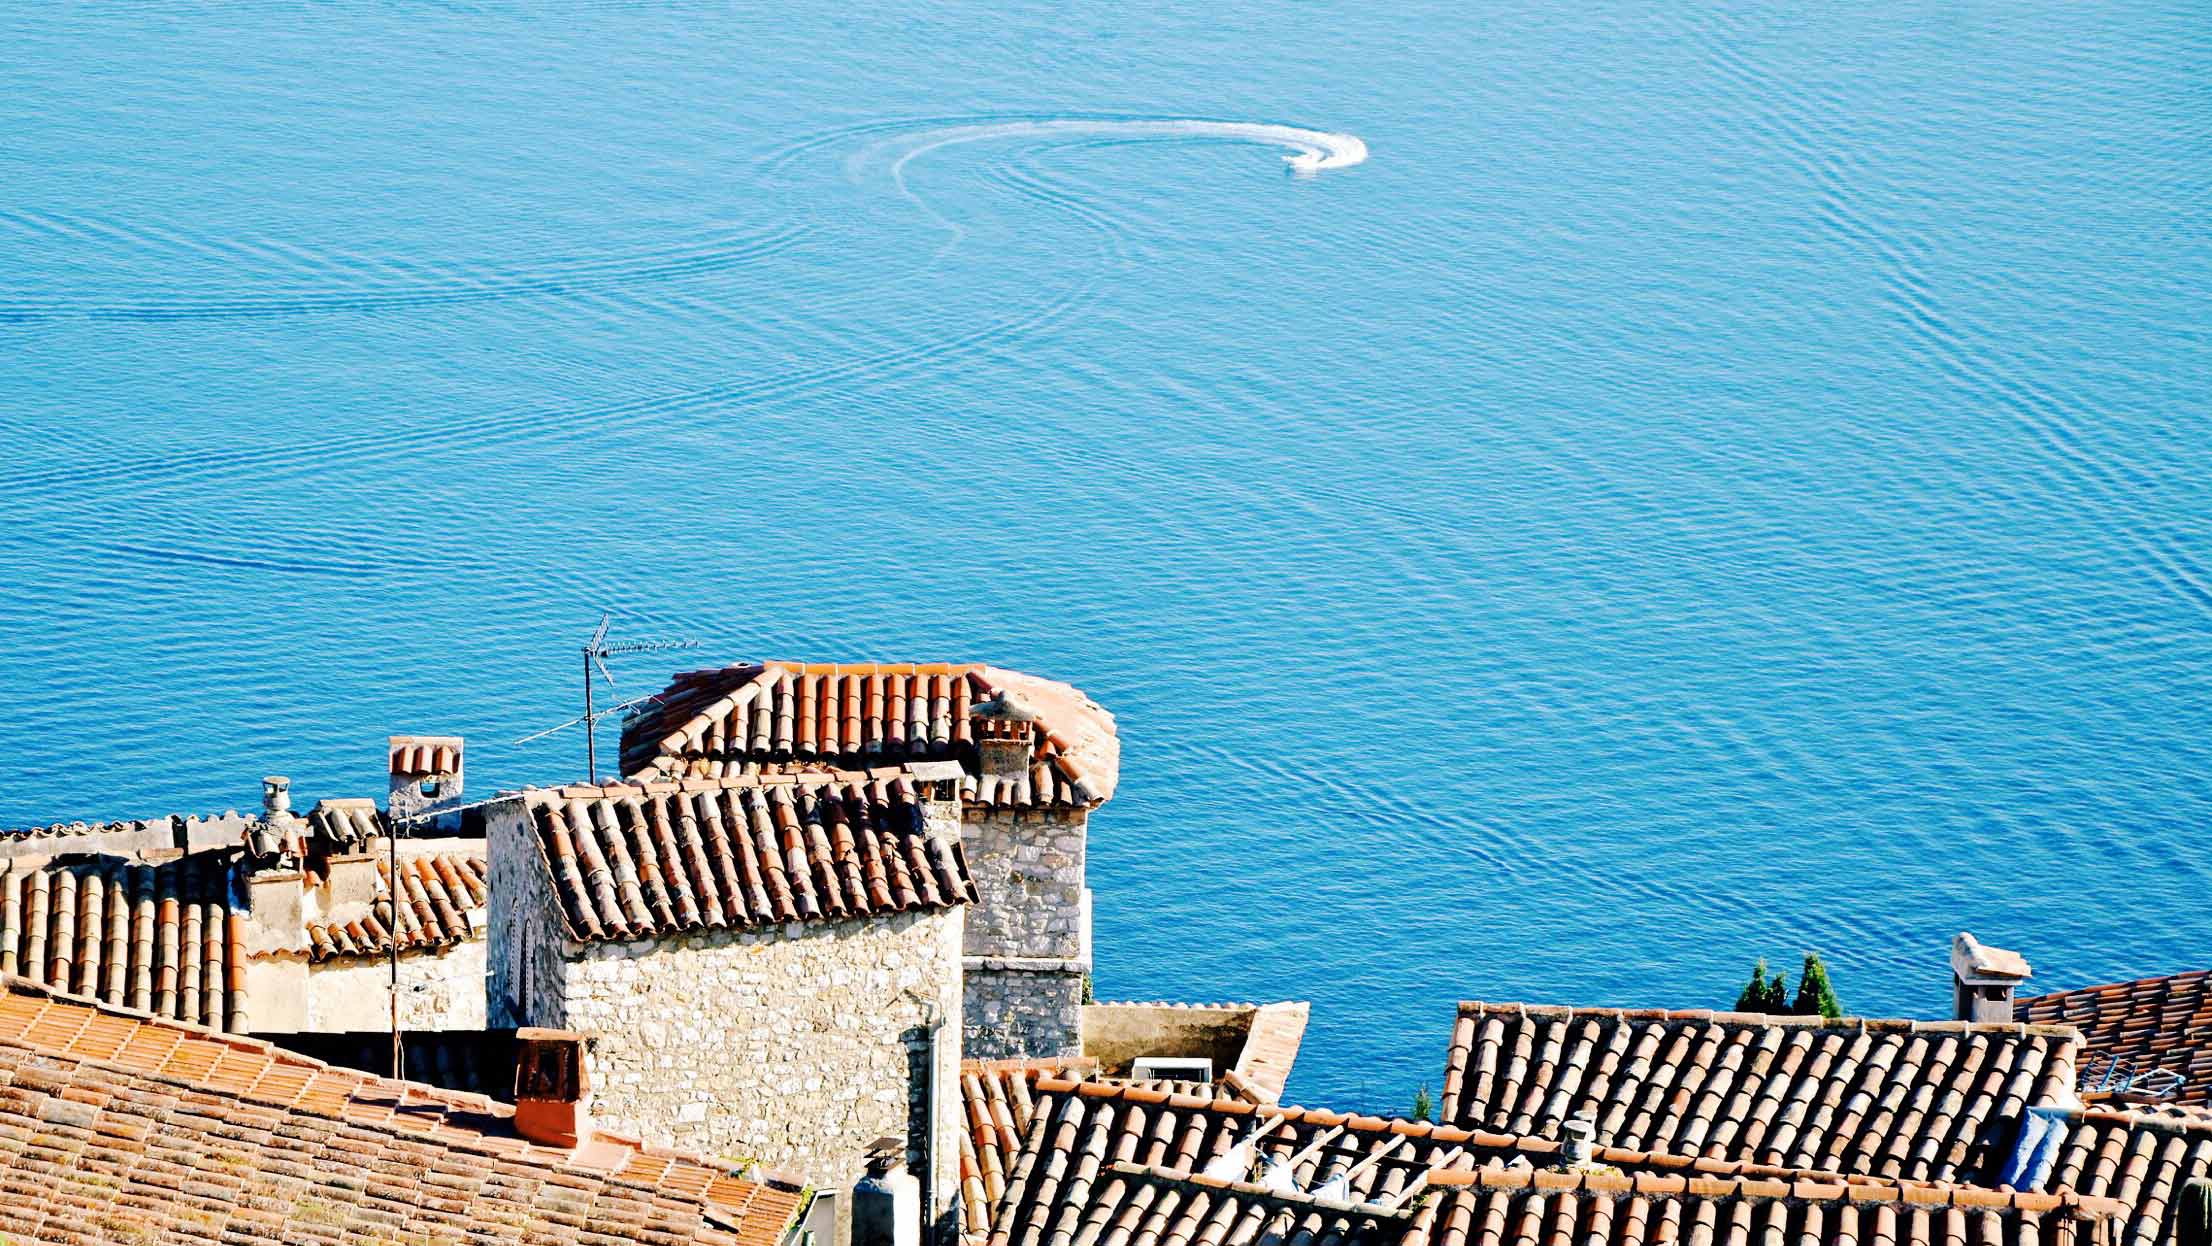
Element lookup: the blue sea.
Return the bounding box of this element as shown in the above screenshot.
[3,2,2208,1109]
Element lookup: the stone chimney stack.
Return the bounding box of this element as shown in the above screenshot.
[236,777,311,965]
[388,735,464,831]
[513,1028,592,1148]
[1952,932,2032,1022]
[968,691,1042,786]
[319,851,383,925]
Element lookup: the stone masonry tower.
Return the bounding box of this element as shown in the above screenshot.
[616,661,1118,1059]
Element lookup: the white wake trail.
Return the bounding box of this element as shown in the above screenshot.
[882,119,1369,179]
[852,118,1367,254]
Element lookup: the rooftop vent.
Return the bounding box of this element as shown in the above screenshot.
[512,1028,591,1148]
[244,777,305,871]
[1559,1116,1596,1169]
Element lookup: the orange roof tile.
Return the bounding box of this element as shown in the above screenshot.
[2018,969,2212,1105]
[0,851,240,1030]
[304,851,486,963]
[0,974,807,1246]
[2037,1103,2212,1246]
[618,662,1119,809]
[520,771,976,944]
[1439,1001,2080,1186]
[983,1079,2125,1246]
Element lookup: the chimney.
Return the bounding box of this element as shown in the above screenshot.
[968,691,1042,786]
[240,862,306,956]
[320,852,383,921]
[243,777,305,872]
[1952,932,2032,1022]
[263,776,291,820]
[513,1028,592,1147]
[852,1137,921,1246]
[1559,1116,1596,1169]
[388,735,464,830]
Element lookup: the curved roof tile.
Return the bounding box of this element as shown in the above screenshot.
[0,975,807,1246]
[1439,1001,2080,1186]
[984,1079,2124,1246]
[2018,969,2212,1105]
[520,772,977,944]
[618,662,1119,810]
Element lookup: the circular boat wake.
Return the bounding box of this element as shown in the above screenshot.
[846,117,1368,251]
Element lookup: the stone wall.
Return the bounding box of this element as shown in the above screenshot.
[1079,1001,1256,1078]
[958,808,1086,1060]
[290,939,488,1032]
[539,908,963,1235]
[485,798,570,1030]
[964,963,1083,1060]
[960,809,1085,961]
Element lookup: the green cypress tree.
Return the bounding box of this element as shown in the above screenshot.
[1411,1084,1435,1123]
[1793,953,1843,1019]
[1735,959,1774,1013]
[1763,967,1791,1012]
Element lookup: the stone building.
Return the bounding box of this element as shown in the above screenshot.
[485,768,976,1230]
[0,743,489,1043]
[618,661,1119,1059]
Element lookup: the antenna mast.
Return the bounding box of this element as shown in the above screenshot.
[577,612,701,782]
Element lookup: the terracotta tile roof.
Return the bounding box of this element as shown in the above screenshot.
[984,1079,2124,1246]
[0,974,807,1246]
[0,816,168,845]
[0,842,492,1031]
[520,772,978,944]
[0,852,242,1031]
[1440,1002,2078,1185]
[304,851,487,963]
[2017,969,2212,1105]
[960,1057,1102,1240]
[619,662,1119,809]
[2038,1104,2212,1246]
[304,796,387,851]
[0,810,252,861]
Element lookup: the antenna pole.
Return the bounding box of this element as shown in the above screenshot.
[389,809,403,1081]
[552,612,698,785]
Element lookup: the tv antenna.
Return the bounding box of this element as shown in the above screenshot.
[514,612,702,782]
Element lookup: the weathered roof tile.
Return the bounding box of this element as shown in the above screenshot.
[0,974,806,1245]
[618,662,1118,810]
[985,1080,2125,1246]
[1439,1001,2079,1186]
[2018,969,2212,1106]
[522,772,976,945]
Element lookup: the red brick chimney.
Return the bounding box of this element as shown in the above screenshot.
[513,1028,591,1147]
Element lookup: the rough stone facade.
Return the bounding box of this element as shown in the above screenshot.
[243,939,488,1035]
[959,809,1087,1059]
[965,963,1084,1060]
[960,811,1085,961]
[559,913,960,1198]
[486,807,571,1031]
[487,800,964,1235]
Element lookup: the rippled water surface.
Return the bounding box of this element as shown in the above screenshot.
[4,2,2209,1108]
